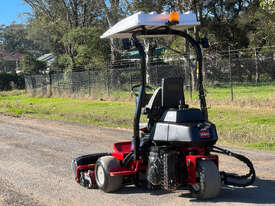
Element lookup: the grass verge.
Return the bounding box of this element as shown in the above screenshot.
[0,86,275,151]
[246,141,275,151]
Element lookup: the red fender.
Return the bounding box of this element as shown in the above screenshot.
[186,155,219,185]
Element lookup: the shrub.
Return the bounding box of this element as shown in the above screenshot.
[0,72,25,90]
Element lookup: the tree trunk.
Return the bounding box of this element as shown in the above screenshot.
[144,38,157,85]
[185,39,193,101]
[110,38,121,89]
[102,0,122,90]
[255,49,259,83]
[192,0,200,90]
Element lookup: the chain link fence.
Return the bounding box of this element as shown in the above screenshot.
[24,60,187,98]
[24,55,275,99]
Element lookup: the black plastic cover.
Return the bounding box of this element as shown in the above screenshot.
[161,108,205,123]
[72,153,109,179]
[162,77,184,108]
[150,122,218,146]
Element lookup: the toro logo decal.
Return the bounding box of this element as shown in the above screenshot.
[200,130,210,138]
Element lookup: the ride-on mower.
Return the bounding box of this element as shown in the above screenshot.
[72,11,255,199]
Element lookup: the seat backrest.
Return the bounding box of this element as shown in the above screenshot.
[162,77,184,108]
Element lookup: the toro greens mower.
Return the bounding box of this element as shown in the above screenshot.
[72,11,255,199]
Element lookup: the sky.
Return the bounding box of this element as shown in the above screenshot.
[0,0,32,26]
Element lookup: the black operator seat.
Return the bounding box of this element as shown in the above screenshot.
[144,77,185,130]
[146,77,184,112]
[161,77,184,108]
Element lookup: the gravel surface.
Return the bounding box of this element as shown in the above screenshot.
[0,114,274,206]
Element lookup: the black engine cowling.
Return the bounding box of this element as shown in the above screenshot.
[150,109,218,146]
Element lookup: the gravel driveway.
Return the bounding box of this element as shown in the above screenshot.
[0,114,274,206]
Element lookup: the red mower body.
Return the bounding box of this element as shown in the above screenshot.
[73,141,219,189]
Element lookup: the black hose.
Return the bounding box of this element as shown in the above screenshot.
[211,146,256,187]
[122,152,134,167]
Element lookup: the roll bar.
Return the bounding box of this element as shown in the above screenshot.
[132,28,208,160]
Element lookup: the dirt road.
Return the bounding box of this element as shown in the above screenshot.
[0,114,274,206]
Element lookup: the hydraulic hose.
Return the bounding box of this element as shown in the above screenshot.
[211,146,256,187]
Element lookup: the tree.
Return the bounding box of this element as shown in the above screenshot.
[59,26,109,70]
[0,24,44,55]
[248,0,275,47]
[199,0,252,51]
[0,72,21,90]
[124,0,172,84]
[23,0,105,71]
[25,19,51,55]
[127,0,167,13]
[19,54,47,74]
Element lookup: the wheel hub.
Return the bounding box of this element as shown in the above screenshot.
[192,183,200,192]
[97,165,105,185]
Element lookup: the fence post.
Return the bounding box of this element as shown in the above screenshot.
[88,69,91,96]
[24,75,28,94]
[107,66,110,97]
[229,46,234,101]
[49,72,52,97]
[130,71,132,92]
[189,60,192,101]
[255,48,259,84]
[31,75,36,96]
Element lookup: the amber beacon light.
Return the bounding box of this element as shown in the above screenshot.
[169,12,179,23]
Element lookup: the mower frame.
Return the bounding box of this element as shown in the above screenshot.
[72,14,256,198]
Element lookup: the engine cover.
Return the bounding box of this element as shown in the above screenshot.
[150,109,218,146]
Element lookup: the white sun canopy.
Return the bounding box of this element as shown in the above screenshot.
[101,11,200,39]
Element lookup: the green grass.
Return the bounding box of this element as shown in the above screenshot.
[246,141,275,151]
[0,92,136,128]
[206,84,275,101]
[0,84,275,151]
[207,105,275,147]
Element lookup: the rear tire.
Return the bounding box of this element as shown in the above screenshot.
[191,160,221,199]
[95,156,123,193]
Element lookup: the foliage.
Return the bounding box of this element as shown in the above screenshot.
[19,55,47,74]
[0,24,44,55]
[60,26,109,70]
[0,0,270,82]
[25,19,51,54]
[0,72,25,90]
[260,0,275,13]
[196,0,251,51]
[251,0,275,46]
[22,0,106,71]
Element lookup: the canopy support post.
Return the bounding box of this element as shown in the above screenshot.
[132,34,146,160]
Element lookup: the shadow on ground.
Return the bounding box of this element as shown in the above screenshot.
[183,177,275,204]
[115,177,275,204]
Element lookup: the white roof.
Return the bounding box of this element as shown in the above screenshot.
[101,11,200,39]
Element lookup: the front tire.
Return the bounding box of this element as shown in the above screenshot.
[95,156,123,193]
[191,160,221,199]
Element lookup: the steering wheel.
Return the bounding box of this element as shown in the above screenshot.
[131,85,154,97]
